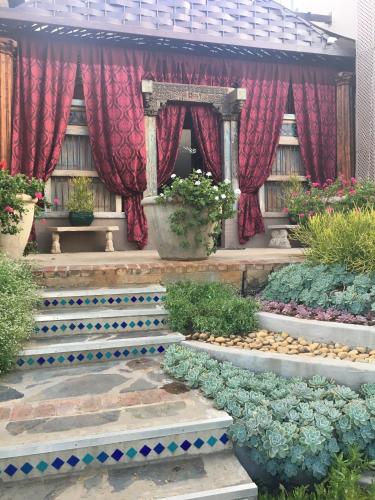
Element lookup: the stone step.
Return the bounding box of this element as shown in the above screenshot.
[34,306,168,338]
[1,452,257,499]
[40,285,166,311]
[0,357,233,484]
[15,333,184,370]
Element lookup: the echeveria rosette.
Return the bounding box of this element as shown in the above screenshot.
[156,170,236,255]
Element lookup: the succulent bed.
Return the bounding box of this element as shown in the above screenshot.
[185,330,375,364]
[162,345,375,483]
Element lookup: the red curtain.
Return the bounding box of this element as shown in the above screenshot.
[11,38,78,179]
[292,66,337,184]
[190,105,222,182]
[157,104,186,187]
[238,64,290,244]
[80,45,148,248]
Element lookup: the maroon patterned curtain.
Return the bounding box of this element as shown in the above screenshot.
[190,105,222,182]
[80,45,148,249]
[11,38,78,179]
[238,64,290,244]
[157,104,186,187]
[291,66,337,183]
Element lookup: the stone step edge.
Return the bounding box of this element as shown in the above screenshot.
[41,285,166,298]
[35,306,167,322]
[0,415,232,459]
[164,483,258,500]
[21,334,184,357]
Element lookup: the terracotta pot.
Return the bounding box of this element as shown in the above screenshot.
[0,194,37,258]
[142,196,215,260]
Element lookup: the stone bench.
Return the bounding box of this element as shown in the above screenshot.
[268,225,298,249]
[48,226,119,254]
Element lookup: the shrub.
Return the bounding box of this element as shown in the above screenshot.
[165,281,258,337]
[294,209,375,274]
[262,263,375,316]
[0,254,39,373]
[162,345,375,482]
[67,177,94,213]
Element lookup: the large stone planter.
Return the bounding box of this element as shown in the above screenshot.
[142,196,215,260]
[0,194,37,258]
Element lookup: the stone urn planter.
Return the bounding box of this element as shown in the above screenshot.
[0,194,37,258]
[142,196,215,260]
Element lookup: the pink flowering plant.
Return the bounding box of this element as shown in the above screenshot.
[283,175,375,224]
[0,165,47,235]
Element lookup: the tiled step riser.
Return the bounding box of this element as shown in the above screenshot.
[34,315,168,339]
[41,291,166,311]
[0,428,231,483]
[15,341,175,370]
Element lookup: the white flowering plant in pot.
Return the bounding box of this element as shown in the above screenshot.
[156,170,238,255]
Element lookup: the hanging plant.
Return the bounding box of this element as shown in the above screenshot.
[156,170,238,255]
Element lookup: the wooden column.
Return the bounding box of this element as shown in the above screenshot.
[0,37,17,168]
[144,114,158,197]
[336,72,355,180]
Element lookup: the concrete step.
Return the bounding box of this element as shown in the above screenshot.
[0,357,232,484]
[40,285,166,311]
[15,333,184,370]
[34,306,168,339]
[1,452,257,499]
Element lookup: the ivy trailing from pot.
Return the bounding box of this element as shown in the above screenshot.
[156,170,238,256]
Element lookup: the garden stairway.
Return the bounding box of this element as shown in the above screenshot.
[0,286,257,499]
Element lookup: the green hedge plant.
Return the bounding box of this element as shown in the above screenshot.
[0,254,39,373]
[162,345,375,483]
[165,281,258,337]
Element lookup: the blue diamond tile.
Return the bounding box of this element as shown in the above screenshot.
[37,357,46,365]
[95,323,102,330]
[100,298,106,304]
[129,321,136,328]
[114,350,121,358]
[68,299,75,305]
[41,326,49,333]
[78,323,85,330]
[124,297,129,303]
[103,323,110,330]
[51,458,64,470]
[149,347,156,354]
[67,354,75,363]
[69,323,76,331]
[121,322,127,328]
[52,299,59,306]
[167,442,178,453]
[77,353,85,361]
[93,298,99,304]
[4,464,17,476]
[153,296,160,302]
[47,357,55,364]
[126,448,137,459]
[137,321,144,327]
[61,299,67,305]
[20,462,33,474]
[220,433,229,444]
[105,352,112,359]
[82,454,94,465]
[97,452,109,463]
[153,319,160,326]
[123,349,130,357]
[87,323,93,330]
[140,445,152,457]
[108,298,114,304]
[115,298,122,304]
[111,449,124,462]
[60,324,67,332]
[207,436,217,447]
[153,443,165,455]
[44,300,51,307]
[132,348,139,355]
[86,352,94,361]
[131,296,137,303]
[181,440,191,451]
[145,320,151,326]
[57,355,65,363]
[194,438,204,449]
[76,299,83,306]
[112,322,119,329]
[140,347,147,354]
[16,358,25,367]
[139,296,145,303]
[146,296,152,302]
[85,299,91,305]
[27,358,35,366]
[157,346,165,353]
[96,352,103,359]
[36,461,48,472]
[67,455,79,467]
[51,325,58,332]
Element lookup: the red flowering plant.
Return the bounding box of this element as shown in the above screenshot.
[282,175,375,224]
[0,162,47,235]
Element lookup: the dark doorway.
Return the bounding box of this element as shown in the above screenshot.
[173,109,204,179]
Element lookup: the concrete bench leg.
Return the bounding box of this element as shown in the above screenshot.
[105,230,115,252]
[269,229,291,249]
[51,232,61,254]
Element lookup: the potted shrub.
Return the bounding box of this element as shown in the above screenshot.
[0,164,46,258]
[142,170,237,260]
[67,177,95,226]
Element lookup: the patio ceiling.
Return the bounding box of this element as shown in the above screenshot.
[0,1,355,63]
